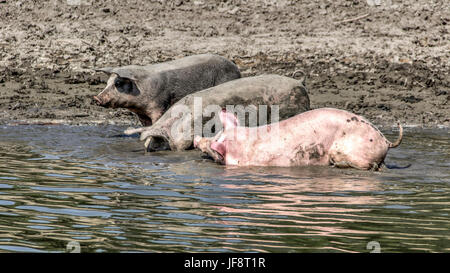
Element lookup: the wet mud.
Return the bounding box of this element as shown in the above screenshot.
[0,0,448,128]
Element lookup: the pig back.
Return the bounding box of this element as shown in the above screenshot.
[147,58,240,102]
[182,74,310,122]
[100,54,241,108]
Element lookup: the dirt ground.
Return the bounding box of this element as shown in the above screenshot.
[0,0,448,128]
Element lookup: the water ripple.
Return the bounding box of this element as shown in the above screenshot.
[0,125,448,252]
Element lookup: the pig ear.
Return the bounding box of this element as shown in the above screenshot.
[219,109,239,130]
[95,67,138,81]
[94,67,115,74]
[292,69,307,87]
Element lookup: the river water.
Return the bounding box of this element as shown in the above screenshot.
[0,125,448,252]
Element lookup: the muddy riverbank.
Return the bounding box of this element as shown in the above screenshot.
[0,0,448,128]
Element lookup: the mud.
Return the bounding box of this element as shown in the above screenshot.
[0,0,449,128]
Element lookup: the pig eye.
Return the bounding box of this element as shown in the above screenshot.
[114,78,132,93]
[114,78,125,87]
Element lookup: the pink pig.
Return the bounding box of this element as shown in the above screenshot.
[194,108,403,170]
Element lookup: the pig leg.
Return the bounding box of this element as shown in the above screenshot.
[149,109,164,125]
[329,149,376,170]
[144,137,155,152]
[331,159,380,171]
[328,137,381,170]
[330,159,366,170]
[133,108,164,127]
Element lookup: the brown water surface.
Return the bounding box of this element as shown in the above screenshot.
[0,125,448,252]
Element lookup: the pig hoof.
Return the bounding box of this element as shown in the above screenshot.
[144,137,152,149]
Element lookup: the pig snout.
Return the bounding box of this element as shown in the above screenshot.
[93,95,103,105]
[93,91,113,107]
[194,136,210,153]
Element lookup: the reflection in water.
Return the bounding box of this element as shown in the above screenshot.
[0,125,449,252]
